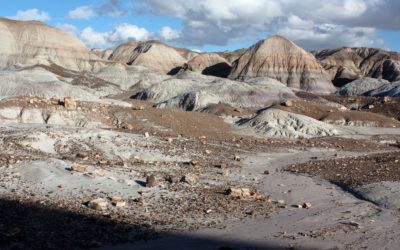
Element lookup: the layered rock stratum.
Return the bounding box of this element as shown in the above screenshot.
[0,18,90,71]
[314,47,400,86]
[185,53,231,77]
[108,40,192,73]
[229,35,335,93]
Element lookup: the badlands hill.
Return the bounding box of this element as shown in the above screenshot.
[1,18,400,106]
[184,53,231,77]
[108,40,197,73]
[229,35,335,93]
[314,47,400,86]
[0,18,90,71]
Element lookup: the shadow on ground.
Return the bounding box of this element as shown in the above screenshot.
[0,198,289,250]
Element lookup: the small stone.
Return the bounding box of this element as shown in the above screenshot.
[205,149,212,155]
[277,199,285,204]
[302,202,312,209]
[115,201,126,208]
[181,174,197,186]
[111,196,123,204]
[227,188,251,198]
[165,175,179,184]
[12,172,21,178]
[76,152,88,158]
[133,106,145,110]
[229,188,262,199]
[368,105,374,109]
[383,96,392,103]
[94,169,105,177]
[144,132,150,138]
[88,198,108,211]
[108,176,117,181]
[215,163,227,169]
[282,100,293,107]
[190,159,200,166]
[167,138,174,143]
[146,175,157,187]
[263,170,270,175]
[71,162,87,173]
[64,96,77,110]
[234,155,241,161]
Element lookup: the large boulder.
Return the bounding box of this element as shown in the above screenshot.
[229,35,335,93]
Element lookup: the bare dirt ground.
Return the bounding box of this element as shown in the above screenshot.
[1,96,400,249]
[275,96,400,127]
[297,91,400,122]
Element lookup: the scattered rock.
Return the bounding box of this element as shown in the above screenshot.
[88,198,108,211]
[94,169,105,177]
[64,97,77,110]
[263,170,270,175]
[302,202,312,209]
[227,187,251,198]
[190,159,200,166]
[146,175,157,187]
[144,132,150,138]
[215,163,227,169]
[234,155,241,161]
[111,196,126,207]
[226,188,263,199]
[181,174,197,186]
[115,201,126,208]
[133,106,145,110]
[111,196,122,204]
[277,199,285,204]
[282,100,293,107]
[71,162,87,173]
[165,175,179,184]
[383,96,392,103]
[76,152,88,159]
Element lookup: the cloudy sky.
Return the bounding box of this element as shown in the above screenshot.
[2,0,400,52]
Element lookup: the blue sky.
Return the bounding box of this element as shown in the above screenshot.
[1,0,399,52]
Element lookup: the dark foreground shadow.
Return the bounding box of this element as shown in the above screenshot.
[0,198,289,250]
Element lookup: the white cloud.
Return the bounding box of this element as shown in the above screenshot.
[136,0,397,49]
[79,23,150,48]
[56,23,79,35]
[10,8,50,22]
[158,26,181,40]
[80,27,108,48]
[276,14,384,50]
[108,23,150,43]
[69,6,96,20]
